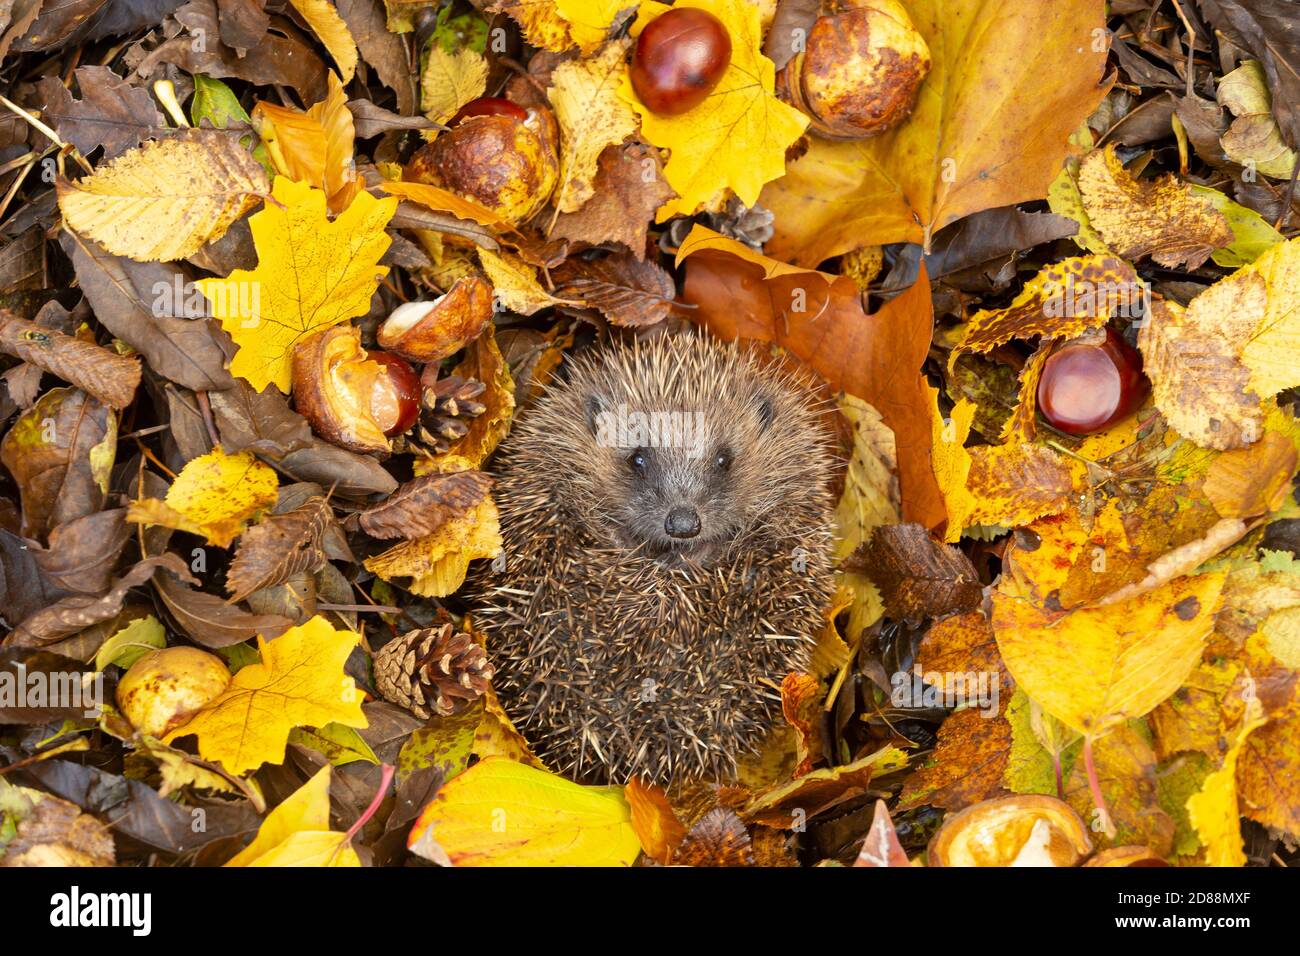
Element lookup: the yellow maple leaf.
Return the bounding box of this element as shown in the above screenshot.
[57,130,269,262]
[287,0,358,83]
[225,766,360,867]
[407,757,641,866]
[196,176,397,392]
[421,44,488,125]
[165,616,368,775]
[620,0,807,220]
[556,0,635,52]
[365,496,503,597]
[1186,696,1267,867]
[126,447,278,547]
[549,39,640,213]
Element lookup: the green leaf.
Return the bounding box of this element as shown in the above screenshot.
[94,615,166,671]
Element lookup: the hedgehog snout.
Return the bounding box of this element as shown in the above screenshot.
[664,505,702,539]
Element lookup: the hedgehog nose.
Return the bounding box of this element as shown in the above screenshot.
[665,506,701,539]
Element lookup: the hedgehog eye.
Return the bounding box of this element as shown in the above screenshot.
[715,447,733,472]
[627,448,650,476]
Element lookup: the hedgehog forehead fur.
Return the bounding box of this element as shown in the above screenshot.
[472,333,836,785]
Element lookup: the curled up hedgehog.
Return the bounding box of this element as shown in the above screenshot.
[471,333,835,785]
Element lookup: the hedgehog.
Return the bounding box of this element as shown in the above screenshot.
[471,333,836,785]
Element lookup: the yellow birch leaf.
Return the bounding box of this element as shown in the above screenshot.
[126,448,278,548]
[165,616,368,775]
[196,176,397,392]
[287,0,359,83]
[1187,697,1266,867]
[549,39,639,213]
[407,756,641,866]
[225,766,361,867]
[420,45,488,125]
[993,572,1227,738]
[56,129,269,262]
[556,0,635,52]
[621,0,807,220]
[364,496,503,597]
[478,247,561,314]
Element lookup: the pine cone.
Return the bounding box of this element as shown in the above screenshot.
[373,624,494,719]
[417,375,487,453]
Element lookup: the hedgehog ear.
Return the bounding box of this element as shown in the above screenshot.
[756,395,775,432]
[584,394,605,435]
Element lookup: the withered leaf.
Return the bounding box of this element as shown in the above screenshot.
[154,566,293,647]
[337,0,417,115]
[355,469,493,540]
[552,142,675,256]
[226,496,333,603]
[33,66,164,160]
[0,309,141,409]
[669,807,754,867]
[29,507,131,596]
[551,253,676,327]
[848,523,982,623]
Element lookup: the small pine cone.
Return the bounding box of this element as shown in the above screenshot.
[417,375,487,453]
[373,624,494,719]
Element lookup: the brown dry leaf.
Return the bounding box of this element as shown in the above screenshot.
[678,227,943,529]
[550,252,676,327]
[1076,146,1232,269]
[743,746,909,827]
[915,608,1009,689]
[846,523,981,623]
[551,142,676,255]
[0,789,115,867]
[898,707,1013,813]
[355,469,494,540]
[966,441,1073,528]
[253,73,362,215]
[669,807,754,867]
[56,129,270,262]
[226,497,334,603]
[624,777,687,866]
[0,311,140,410]
[1201,432,1298,518]
[548,40,639,214]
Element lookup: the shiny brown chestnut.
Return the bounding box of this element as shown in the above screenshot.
[1036,326,1150,436]
[451,97,529,126]
[630,8,732,116]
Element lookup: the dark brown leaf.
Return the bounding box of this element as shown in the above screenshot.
[0,309,141,409]
[338,0,417,115]
[355,469,493,540]
[552,253,677,328]
[552,142,675,256]
[847,523,982,622]
[33,66,164,159]
[154,566,293,647]
[1200,0,1300,148]
[29,507,130,595]
[670,807,754,867]
[226,497,333,603]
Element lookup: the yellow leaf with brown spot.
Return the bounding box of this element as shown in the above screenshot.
[364,497,502,597]
[1151,658,1242,761]
[225,766,360,867]
[196,177,396,392]
[1188,697,1266,867]
[474,682,547,768]
[478,247,561,315]
[556,0,635,52]
[57,129,269,262]
[126,448,278,548]
[166,616,368,775]
[762,0,1107,265]
[965,441,1072,529]
[953,256,1138,362]
[549,40,640,213]
[621,0,807,220]
[420,44,488,125]
[407,757,640,866]
[993,572,1226,737]
[489,0,573,52]
[1076,145,1232,269]
[287,0,358,82]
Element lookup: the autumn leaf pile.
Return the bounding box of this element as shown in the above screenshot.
[0,0,1298,870]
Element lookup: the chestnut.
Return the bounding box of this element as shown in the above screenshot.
[404,104,559,225]
[292,325,416,454]
[778,0,931,139]
[451,97,528,126]
[377,275,494,363]
[1036,327,1149,436]
[630,7,732,115]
